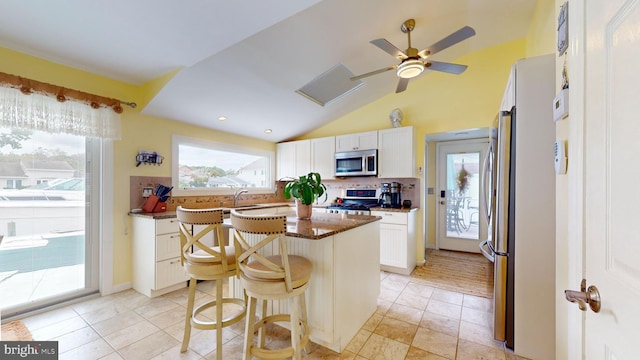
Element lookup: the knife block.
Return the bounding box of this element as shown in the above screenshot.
[142,195,163,213]
[152,201,167,212]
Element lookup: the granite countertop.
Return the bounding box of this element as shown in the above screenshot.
[130,207,380,240]
[280,210,381,240]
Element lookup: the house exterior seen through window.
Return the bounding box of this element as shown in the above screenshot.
[172,135,274,195]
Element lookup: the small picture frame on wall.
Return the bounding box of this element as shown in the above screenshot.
[557,1,569,56]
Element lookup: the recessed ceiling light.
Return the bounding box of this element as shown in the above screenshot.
[218,116,227,121]
[264,129,272,134]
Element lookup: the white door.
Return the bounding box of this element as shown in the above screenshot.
[436,139,488,252]
[571,1,640,357]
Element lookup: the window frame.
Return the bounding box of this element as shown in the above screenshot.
[171,134,275,196]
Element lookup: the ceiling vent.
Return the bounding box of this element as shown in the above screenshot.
[296,64,363,106]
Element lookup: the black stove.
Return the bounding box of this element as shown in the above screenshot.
[326,188,379,215]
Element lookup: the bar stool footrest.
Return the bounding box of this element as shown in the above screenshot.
[191,298,247,330]
[250,313,310,358]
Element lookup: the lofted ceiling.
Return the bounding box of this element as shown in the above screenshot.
[0,0,537,142]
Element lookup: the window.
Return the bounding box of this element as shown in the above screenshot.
[6,179,22,189]
[172,135,275,195]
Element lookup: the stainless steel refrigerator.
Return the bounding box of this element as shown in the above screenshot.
[479,54,556,360]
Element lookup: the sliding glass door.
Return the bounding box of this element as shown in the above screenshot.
[0,127,99,317]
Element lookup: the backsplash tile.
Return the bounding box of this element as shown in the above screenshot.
[130,176,420,211]
[322,177,419,207]
[130,176,172,210]
[129,176,287,211]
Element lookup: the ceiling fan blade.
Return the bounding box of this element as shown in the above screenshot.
[395,78,410,93]
[370,39,408,60]
[427,61,468,74]
[350,65,397,81]
[418,26,476,58]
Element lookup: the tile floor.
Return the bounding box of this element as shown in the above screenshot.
[16,271,529,360]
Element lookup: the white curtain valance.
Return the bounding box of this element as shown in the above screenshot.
[0,85,121,140]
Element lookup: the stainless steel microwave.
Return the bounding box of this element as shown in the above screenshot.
[335,149,377,177]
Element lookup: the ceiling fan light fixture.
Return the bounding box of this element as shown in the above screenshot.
[396,59,424,79]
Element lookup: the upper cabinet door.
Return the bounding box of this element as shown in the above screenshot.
[378,126,415,178]
[277,139,310,179]
[335,131,378,152]
[311,136,335,180]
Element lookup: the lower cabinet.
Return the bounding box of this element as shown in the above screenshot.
[132,216,188,297]
[371,209,417,275]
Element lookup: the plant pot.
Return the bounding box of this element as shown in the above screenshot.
[295,200,313,219]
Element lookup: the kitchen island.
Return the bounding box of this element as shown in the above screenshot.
[228,209,381,353]
[130,206,381,352]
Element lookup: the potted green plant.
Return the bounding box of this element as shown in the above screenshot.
[282,172,327,219]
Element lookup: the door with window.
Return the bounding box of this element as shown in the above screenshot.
[0,127,99,317]
[436,139,488,252]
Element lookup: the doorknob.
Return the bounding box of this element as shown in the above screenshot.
[564,279,601,313]
[440,200,445,205]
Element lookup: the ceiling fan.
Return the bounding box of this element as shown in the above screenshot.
[351,19,476,93]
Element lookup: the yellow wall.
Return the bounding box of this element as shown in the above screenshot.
[526,0,557,57]
[301,39,527,255]
[0,46,276,286]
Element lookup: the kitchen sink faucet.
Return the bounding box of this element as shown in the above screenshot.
[234,189,249,207]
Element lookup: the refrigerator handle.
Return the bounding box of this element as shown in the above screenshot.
[479,240,495,262]
[480,141,493,226]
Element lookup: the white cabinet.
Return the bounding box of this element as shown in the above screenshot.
[132,216,188,297]
[310,136,335,180]
[277,137,334,180]
[276,139,311,179]
[371,209,416,275]
[335,131,377,152]
[378,126,415,178]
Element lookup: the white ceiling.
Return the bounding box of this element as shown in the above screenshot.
[0,0,537,142]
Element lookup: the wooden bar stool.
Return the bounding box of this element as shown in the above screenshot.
[176,206,246,360]
[230,211,312,360]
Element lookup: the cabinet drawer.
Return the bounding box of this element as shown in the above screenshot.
[156,218,179,235]
[155,257,188,290]
[371,211,407,225]
[156,232,181,261]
